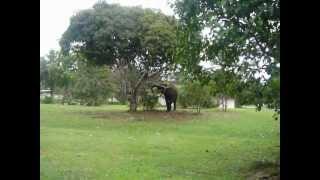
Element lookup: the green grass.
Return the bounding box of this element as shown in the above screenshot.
[40,104,279,180]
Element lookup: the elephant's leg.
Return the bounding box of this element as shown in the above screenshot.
[168,102,172,112]
[173,101,176,111]
[166,101,170,112]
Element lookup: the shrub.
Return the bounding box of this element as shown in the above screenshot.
[71,64,115,106]
[108,101,123,105]
[41,96,54,104]
[178,81,215,112]
[202,97,219,108]
[140,89,159,111]
[178,90,190,108]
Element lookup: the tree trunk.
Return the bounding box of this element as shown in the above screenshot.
[119,79,127,104]
[129,91,138,112]
[128,72,149,112]
[50,87,54,98]
[223,96,227,112]
[62,91,66,105]
[127,70,161,112]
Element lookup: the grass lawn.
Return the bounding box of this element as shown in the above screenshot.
[40,104,280,180]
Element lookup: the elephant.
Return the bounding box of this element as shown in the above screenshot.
[151,84,178,112]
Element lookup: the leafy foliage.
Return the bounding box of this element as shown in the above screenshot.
[178,81,214,113]
[40,57,49,89]
[40,50,74,97]
[41,96,54,104]
[70,61,115,106]
[139,88,159,111]
[172,0,280,115]
[40,50,116,106]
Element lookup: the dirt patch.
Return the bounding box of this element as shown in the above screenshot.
[74,110,201,122]
[246,160,280,180]
[128,110,200,121]
[75,111,131,121]
[247,170,279,180]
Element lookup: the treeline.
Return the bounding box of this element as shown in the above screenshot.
[40,0,279,116]
[40,51,116,106]
[40,50,254,113]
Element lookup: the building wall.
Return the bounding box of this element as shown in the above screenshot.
[108,97,119,103]
[219,98,235,109]
[158,96,236,109]
[158,97,166,106]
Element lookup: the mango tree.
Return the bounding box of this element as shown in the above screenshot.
[60,2,177,111]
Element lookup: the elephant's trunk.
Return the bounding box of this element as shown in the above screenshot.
[151,84,167,93]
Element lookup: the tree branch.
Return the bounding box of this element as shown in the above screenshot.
[147,70,162,79]
[134,72,148,91]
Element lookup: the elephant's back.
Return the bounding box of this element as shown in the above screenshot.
[165,87,178,100]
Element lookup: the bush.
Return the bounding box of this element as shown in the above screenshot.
[71,64,115,106]
[140,89,159,111]
[202,97,219,108]
[108,101,123,105]
[41,96,54,104]
[78,97,107,106]
[178,81,215,112]
[178,91,190,108]
[60,93,77,105]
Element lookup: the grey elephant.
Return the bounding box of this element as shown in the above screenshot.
[151,83,178,112]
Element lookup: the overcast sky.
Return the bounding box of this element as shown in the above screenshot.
[40,0,174,57]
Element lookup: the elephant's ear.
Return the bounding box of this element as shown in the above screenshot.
[160,83,168,88]
[150,85,160,93]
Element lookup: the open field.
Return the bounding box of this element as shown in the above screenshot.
[40,104,279,180]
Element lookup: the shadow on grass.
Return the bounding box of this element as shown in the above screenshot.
[246,158,280,180]
[74,109,201,122]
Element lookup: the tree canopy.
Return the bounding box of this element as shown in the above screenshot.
[172,0,280,115]
[60,2,177,111]
[60,2,177,73]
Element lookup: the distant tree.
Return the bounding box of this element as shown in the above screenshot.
[41,50,116,106]
[54,54,77,104]
[71,61,115,106]
[44,50,64,97]
[40,57,49,90]
[208,69,241,112]
[109,69,129,105]
[179,81,213,113]
[60,2,177,111]
[41,50,75,100]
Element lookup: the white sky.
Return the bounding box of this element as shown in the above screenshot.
[40,0,174,57]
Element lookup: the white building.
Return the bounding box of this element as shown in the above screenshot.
[158,96,166,106]
[158,96,236,109]
[218,97,235,109]
[108,97,119,103]
[40,89,51,99]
